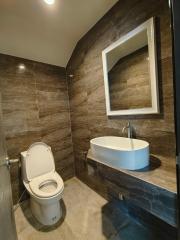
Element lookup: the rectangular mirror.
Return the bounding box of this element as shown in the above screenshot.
[102,17,159,116]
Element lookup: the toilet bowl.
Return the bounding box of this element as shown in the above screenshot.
[21,142,64,226]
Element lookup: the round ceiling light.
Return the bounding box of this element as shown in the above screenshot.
[44,0,55,5]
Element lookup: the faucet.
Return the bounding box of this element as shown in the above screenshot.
[122,121,133,138]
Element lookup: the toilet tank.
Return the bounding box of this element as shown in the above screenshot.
[20,151,28,182]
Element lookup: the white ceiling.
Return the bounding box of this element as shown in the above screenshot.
[0,0,118,67]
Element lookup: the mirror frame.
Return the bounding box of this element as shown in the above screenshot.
[102,17,159,116]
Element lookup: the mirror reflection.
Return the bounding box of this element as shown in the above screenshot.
[108,46,151,110]
[102,17,159,116]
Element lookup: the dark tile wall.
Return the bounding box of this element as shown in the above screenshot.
[0,54,75,203]
[67,0,176,226]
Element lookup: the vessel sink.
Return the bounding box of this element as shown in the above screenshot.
[90,136,149,170]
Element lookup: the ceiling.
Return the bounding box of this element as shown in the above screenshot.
[0,0,118,67]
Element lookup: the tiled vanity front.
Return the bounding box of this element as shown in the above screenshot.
[86,153,177,231]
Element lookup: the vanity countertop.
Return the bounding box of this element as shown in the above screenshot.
[87,150,177,194]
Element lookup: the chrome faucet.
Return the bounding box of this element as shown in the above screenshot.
[122,121,133,138]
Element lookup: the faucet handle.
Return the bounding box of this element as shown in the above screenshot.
[122,122,130,133]
[122,126,126,134]
[127,121,131,127]
[122,121,133,138]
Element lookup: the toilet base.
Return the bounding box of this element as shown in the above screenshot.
[30,197,62,225]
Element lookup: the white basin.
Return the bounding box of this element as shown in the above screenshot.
[90,136,149,170]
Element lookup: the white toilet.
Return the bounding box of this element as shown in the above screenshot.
[21,142,64,226]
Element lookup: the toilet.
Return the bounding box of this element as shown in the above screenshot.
[20,142,64,226]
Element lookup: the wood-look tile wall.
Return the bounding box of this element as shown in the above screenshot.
[67,0,176,225]
[0,54,74,203]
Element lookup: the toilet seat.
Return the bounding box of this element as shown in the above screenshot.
[29,171,64,198]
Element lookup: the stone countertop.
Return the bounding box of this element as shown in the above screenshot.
[87,150,177,194]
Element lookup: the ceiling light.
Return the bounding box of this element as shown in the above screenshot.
[44,0,55,5]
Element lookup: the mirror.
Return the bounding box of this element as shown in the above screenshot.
[102,17,159,116]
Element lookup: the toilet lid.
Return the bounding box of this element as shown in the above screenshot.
[26,142,55,181]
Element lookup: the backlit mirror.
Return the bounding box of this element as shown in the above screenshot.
[102,17,159,116]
